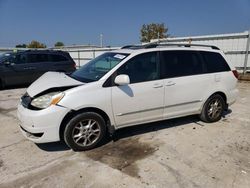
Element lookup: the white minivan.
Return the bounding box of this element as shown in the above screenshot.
[17,44,238,151]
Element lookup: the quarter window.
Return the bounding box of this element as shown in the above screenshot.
[201,51,230,73]
[117,52,160,84]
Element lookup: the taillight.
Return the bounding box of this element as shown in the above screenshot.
[232,70,239,79]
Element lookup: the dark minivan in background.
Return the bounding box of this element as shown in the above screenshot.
[0,50,76,89]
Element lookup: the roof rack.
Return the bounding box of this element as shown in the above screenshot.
[121,43,220,50]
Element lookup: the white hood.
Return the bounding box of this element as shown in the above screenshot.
[27,72,83,97]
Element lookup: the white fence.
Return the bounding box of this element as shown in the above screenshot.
[62,47,119,67]
[1,30,249,73]
[151,31,250,73]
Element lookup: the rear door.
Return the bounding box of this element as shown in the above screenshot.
[161,50,212,118]
[111,51,165,127]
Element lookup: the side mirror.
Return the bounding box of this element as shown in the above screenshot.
[114,74,130,86]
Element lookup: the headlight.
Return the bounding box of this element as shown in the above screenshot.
[31,92,64,109]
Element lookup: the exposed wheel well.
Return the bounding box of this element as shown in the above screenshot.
[59,107,111,141]
[211,92,227,103]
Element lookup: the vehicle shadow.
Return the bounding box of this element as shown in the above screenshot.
[35,141,70,152]
[35,110,232,152]
[112,115,201,141]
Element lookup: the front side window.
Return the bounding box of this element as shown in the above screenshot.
[10,53,27,64]
[71,52,129,83]
[161,50,204,78]
[116,52,160,84]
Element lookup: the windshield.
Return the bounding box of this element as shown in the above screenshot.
[71,52,129,83]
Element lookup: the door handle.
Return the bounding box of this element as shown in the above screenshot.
[24,67,36,70]
[153,83,163,88]
[165,81,176,86]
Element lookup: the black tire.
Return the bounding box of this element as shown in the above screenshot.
[0,79,4,90]
[64,112,106,151]
[200,94,225,123]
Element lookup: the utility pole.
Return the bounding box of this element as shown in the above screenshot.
[100,34,103,48]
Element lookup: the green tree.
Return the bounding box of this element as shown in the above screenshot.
[15,44,27,48]
[54,41,64,47]
[27,40,46,48]
[140,23,169,43]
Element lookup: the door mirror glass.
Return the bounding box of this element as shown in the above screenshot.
[114,74,130,86]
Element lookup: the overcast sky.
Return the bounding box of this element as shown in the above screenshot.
[0,0,249,47]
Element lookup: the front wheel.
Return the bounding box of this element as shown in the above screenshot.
[200,94,225,123]
[64,112,106,151]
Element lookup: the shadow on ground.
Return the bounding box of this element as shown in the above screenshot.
[34,109,232,152]
[34,115,201,152]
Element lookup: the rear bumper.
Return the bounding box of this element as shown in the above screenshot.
[227,88,239,106]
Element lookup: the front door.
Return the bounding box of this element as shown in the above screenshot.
[111,51,164,127]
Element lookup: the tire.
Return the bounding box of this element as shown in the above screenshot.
[0,79,4,90]
[200,94,225,123]
[64,112,106,151]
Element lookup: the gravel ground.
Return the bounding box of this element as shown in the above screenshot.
[0,82,249,188]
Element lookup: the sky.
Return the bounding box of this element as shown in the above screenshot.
[0,0,249,47]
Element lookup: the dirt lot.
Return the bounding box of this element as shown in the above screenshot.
[0,82,249,188]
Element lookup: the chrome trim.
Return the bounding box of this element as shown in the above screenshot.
[116,100,202,116]
[116,106,164,116]
[164,100,202,109]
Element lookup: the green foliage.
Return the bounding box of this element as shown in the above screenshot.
[140,23,169,43]
[27,40,47,48]
[54,41,64,47]
[15,44,27,48]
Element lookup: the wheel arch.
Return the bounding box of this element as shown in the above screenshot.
[203,91,228,111]
[59,107,113,141]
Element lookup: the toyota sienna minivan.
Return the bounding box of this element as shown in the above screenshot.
[17,43,239,151]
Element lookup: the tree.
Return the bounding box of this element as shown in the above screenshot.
[54,41,64,47]
[27,40,46,48]
[140,23,169,43]
[15,44,27,48]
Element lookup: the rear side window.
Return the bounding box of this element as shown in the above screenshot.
[161,50,204,78]
[27,54,48,63]
[201,51,230,73]
[49,54,68,62]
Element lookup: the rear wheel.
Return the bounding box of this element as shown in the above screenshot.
[200,94,225,123]
[64,112,106,151]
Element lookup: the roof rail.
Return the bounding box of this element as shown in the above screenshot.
[121,43,220,50]
[154,43,220,50]
[121,45,143,49]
